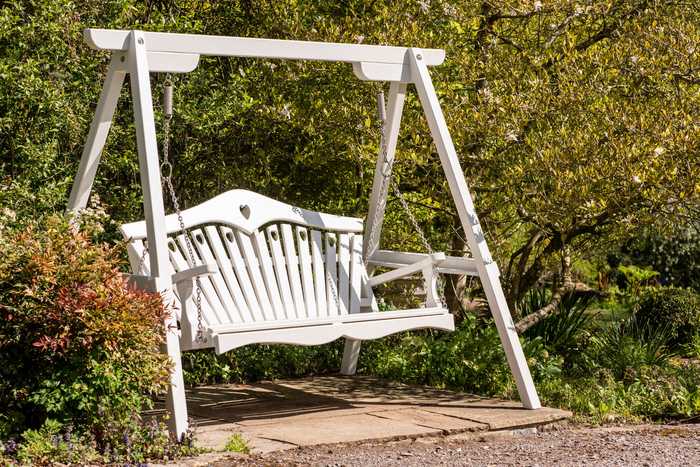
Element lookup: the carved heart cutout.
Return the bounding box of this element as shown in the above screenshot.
[240,204,251,219]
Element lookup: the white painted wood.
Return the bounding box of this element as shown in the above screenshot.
[368,253,445,287]
[67,53,126,213]
[296,227,317,319]
[214,311,454,354]
[206,227,249,323]
[191,228,240,323]
[171,263,218,284]
[236,230,277,321]
[409,48,541,409]
[310,230,328,317]
[337,233,351,315]
[267,225,296,320]
[252,230,286,320]
[363,82,407,259]
[167,236,216,326]
[127,30,188,439]
[112,51,200,73]
[352,62,412,82]
[348,235,363,314]
[325,233,340,317]
[281,224,306,319]
[340,339,362,375]
[84,29,446,67]
[121,189,363,239]
[211,307,449,334]
[369,250,480,275]
[175,233,227,325]
[219,228,265,323]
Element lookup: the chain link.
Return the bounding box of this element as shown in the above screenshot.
[368,91,447,307]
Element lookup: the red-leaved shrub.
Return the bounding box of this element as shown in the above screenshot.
[0,215,171,447]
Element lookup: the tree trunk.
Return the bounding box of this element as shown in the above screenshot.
[514,247,574,333]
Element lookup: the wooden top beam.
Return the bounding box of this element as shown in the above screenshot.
[83,29,445,66]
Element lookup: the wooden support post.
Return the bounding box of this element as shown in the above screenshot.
[408,48,541,409]
[67,54,126,213]
[128,30,189,437]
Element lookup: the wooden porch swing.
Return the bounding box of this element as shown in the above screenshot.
[67,29,541,439]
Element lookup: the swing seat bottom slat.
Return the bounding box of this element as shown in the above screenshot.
[203,307,453,354]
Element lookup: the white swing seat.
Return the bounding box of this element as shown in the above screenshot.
[120,189,454,354]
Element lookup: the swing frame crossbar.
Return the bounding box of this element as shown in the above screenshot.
[67,28,541,439]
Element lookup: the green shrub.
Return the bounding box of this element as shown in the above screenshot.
[540,364,700,423]
[0,215,175,460]
[635,286,700,349]
[519,289,595,357]
[585,315,676,381]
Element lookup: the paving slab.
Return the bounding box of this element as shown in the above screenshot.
[185,375,572,453]
[368,407,488,432]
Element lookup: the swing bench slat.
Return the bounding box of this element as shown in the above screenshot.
[121,189,454,353]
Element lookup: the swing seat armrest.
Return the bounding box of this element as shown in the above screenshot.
[171,263,218,285]
[368,252,445,287]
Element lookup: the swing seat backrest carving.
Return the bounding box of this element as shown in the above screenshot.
[121,190,372,334]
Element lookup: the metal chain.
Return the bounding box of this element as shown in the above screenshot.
[369,91,447,307]
[160,75,206,343]
[135,77,206,341]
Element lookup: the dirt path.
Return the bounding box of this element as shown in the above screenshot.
[214,423,700,466]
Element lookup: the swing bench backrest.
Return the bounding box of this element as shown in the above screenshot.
[121,190,375,344]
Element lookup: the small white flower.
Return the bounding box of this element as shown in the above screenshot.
[281,104,291,120]
[442,4,457,17]
[653,146,665,156]
[534,1,543,12]
[418,1,430,14]
[632,175,642,184]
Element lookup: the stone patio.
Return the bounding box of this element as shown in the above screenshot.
[184,376,571,453]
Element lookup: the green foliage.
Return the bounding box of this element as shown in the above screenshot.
[0,215,176,460]
[519,289,595,357]
[635,287,700,349]
[182,342,342,386]
[626,222,700,291]
[617,265,660,292]
[585,315,676,381]
[360,316,514,397]
[223,433,250,454]
[539,365,700,423]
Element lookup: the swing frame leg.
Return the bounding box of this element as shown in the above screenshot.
[408,48,541,409]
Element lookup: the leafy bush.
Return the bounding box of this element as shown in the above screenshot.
[182,343,343,386]
[519,289,595,357]
[585,315,676,381]
[540,364,700,423]
[0,215,175,460]
[635,287,700,349]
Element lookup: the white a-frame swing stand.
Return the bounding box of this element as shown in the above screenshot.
[67,29,541,439]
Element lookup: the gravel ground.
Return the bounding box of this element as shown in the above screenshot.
[213,423,700,466]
